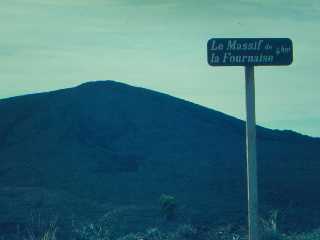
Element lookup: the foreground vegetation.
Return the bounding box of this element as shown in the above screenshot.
[1,199,318,240]
[1,215,320,240]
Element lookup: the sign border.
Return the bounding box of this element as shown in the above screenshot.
[207,38,293,66]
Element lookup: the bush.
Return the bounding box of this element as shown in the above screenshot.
[72,222,111,240]
[116,233,144,240]
[259,209,286,240]
[144,228,168,240]
[287,228,320,240]
[24,213,58,240]
[159,194,177,221]
[260,230,285,240]
[116,228,168,240]
[174,224,198,240]
[202,225,241,240]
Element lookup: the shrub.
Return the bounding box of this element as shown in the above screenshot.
[159,194,177,221]
[72,222,111,240]
[260,230,285,240]
[116,228,168,240]
[205,226,240,240]
[287,228,320,240]
[174,224,198,240]
[144,228,168,240]
[24,213,58,240]
[116,233,144,240]
[260,209,285,240]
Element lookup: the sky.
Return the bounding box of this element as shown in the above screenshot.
[0,0,320,136]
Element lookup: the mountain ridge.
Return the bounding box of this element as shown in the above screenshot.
[0,80,317,141]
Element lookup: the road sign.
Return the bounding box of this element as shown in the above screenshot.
[207,38,293,66]
[207,37,293,240]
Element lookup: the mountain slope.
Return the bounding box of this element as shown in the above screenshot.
[0,80,319,234]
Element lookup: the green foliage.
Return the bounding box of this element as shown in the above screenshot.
[144,228,169,240]
[260,230,285,240]
[173,224,198,240]
[159,194,177,221]
[25,213,58,240]
[4,208,320,240]
[116,233,144,240]
[72,222,111,240]
[261,210,279,233]
[259,210,286,240]
[25,223,57,240]
[287,228,320,240]
[116,228,168,240]
[3,213,59,240]
[204,225,240,240]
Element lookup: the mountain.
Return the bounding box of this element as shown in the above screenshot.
[0,80,319,235]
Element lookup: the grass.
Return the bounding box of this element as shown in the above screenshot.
[1,210,320,240]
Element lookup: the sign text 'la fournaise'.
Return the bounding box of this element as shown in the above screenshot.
[207,38,293,66]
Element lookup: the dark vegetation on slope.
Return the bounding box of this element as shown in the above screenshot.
[0,80,319,237]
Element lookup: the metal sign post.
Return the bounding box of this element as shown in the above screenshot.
[245,65,258,240]
[207,38,293,240]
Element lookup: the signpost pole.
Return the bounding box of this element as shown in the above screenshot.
[245,65,259,240]
[207,37,292,240]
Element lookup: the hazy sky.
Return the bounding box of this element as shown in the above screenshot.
[1,0,320,136]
